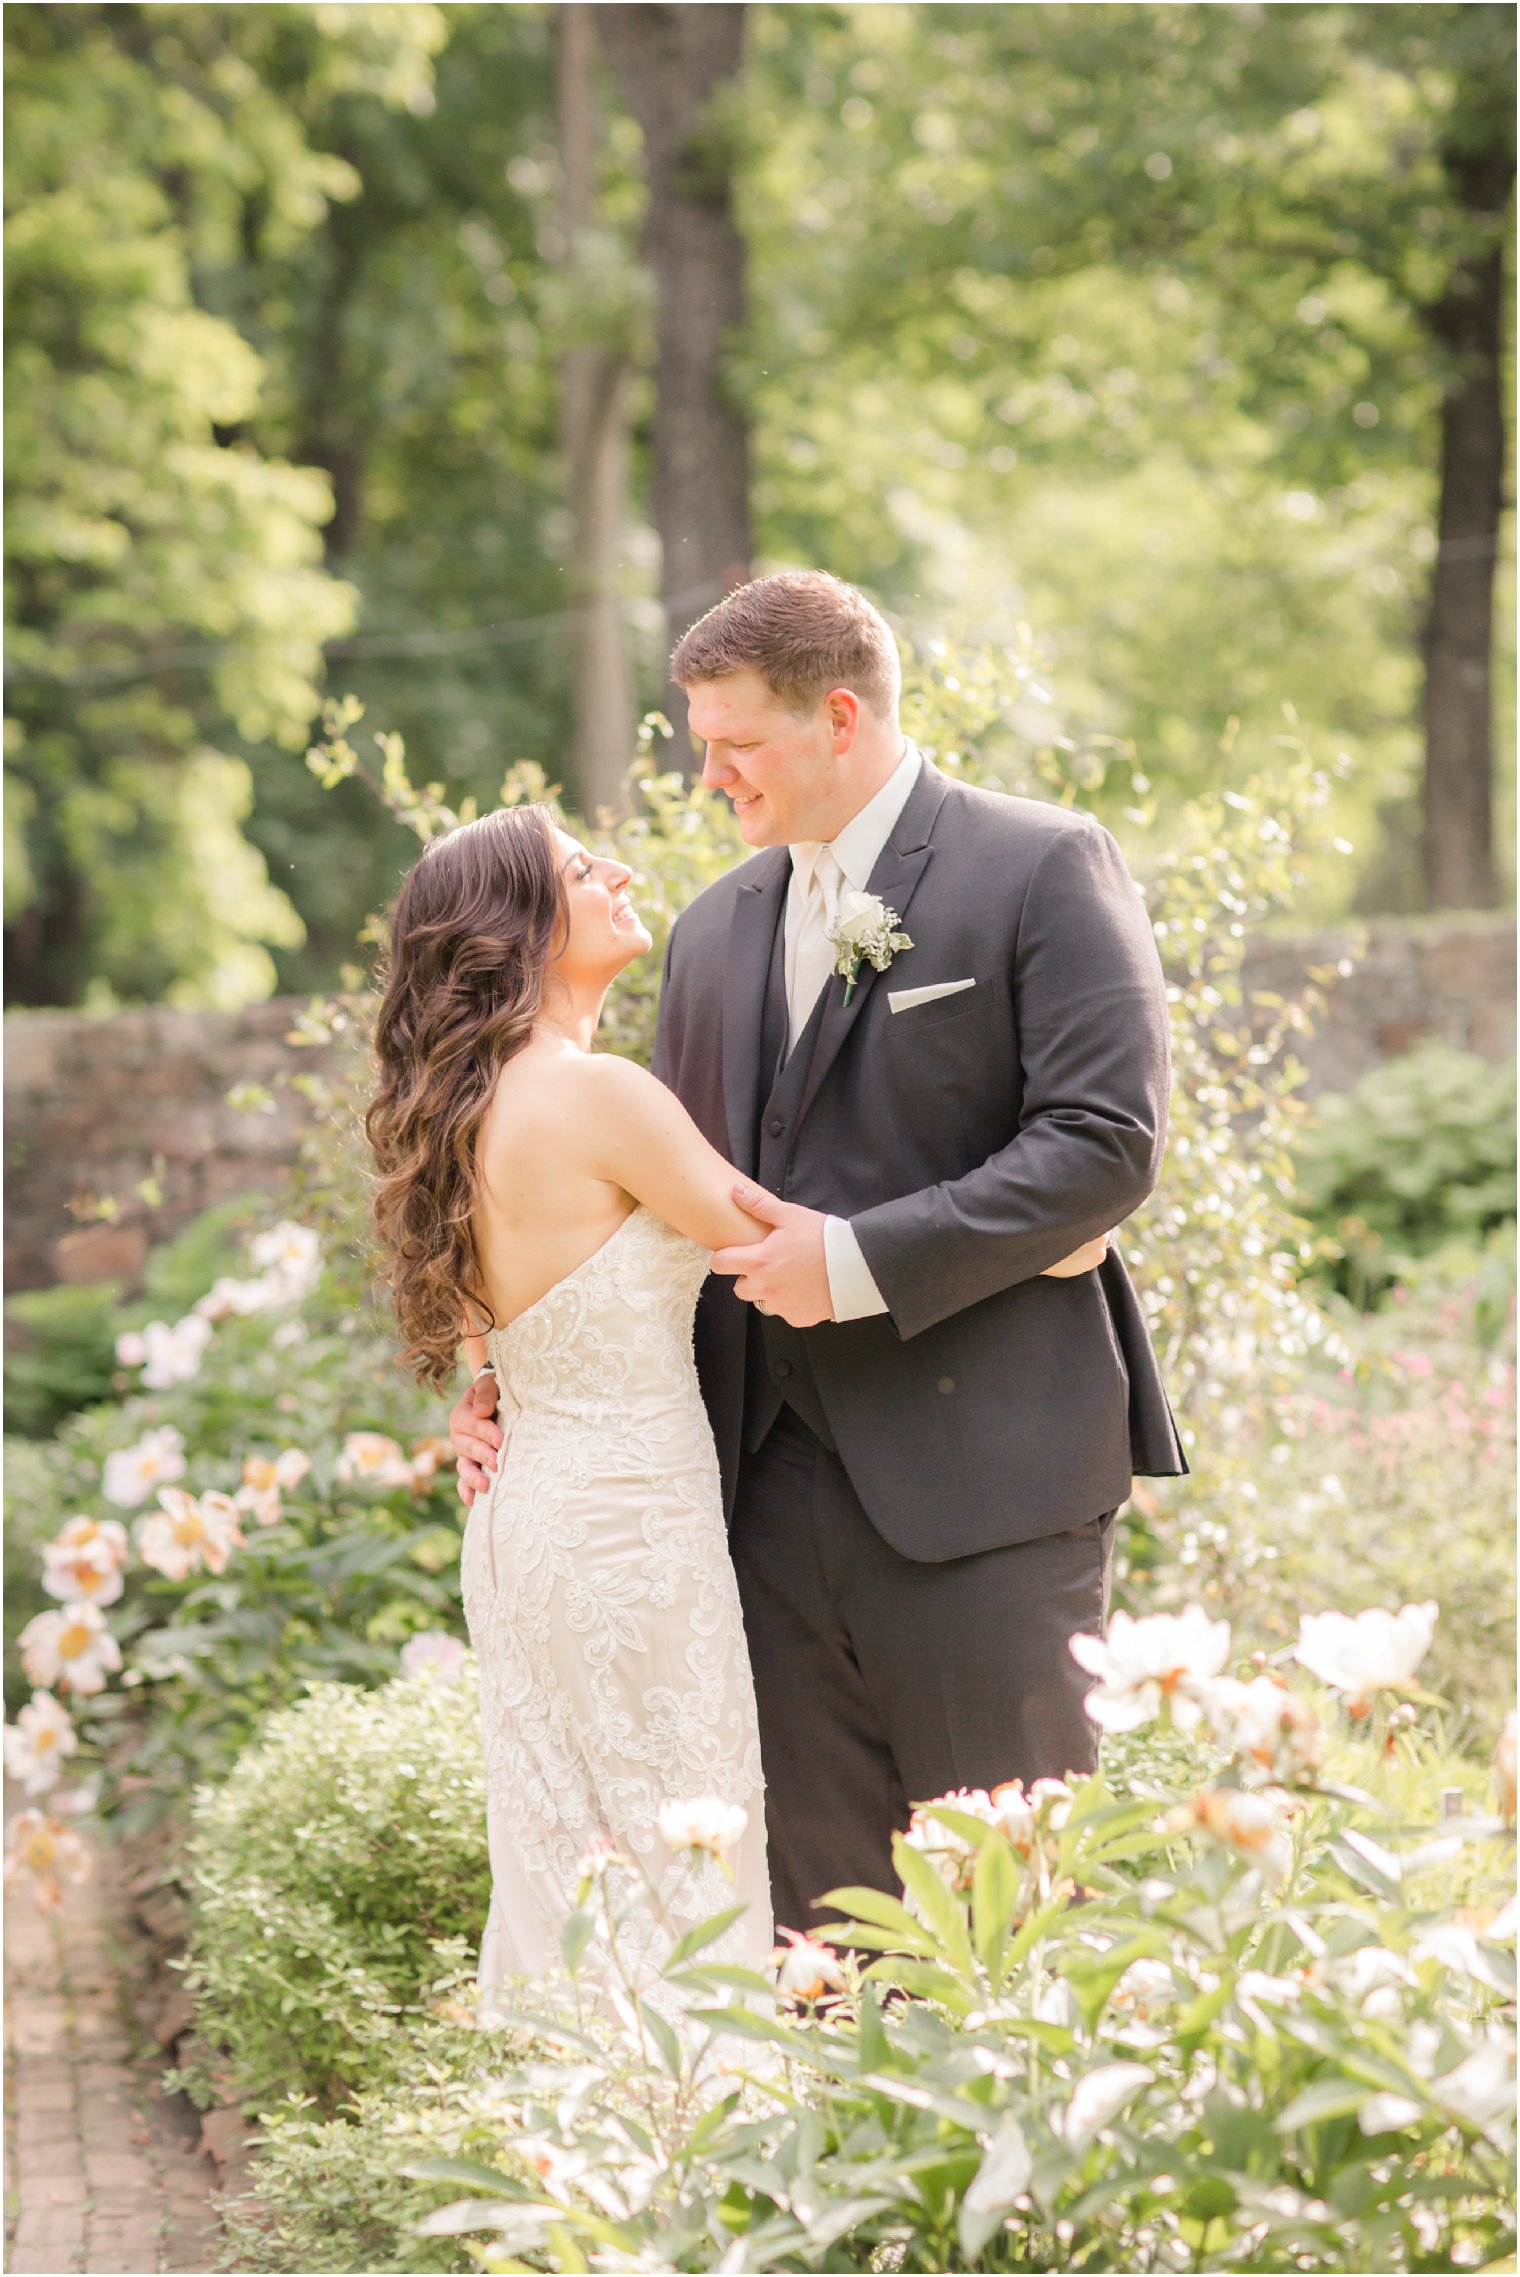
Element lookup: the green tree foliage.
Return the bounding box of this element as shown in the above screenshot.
[2,4,380,1006]
[216,5,594,988]
[741,3,1514,910]
[4,4,1511,1008]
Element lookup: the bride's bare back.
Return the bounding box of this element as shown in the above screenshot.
[471,1035,768,1332]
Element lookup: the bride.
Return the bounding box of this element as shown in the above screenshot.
[365,800,1107,1997]
[366,802,776,1989]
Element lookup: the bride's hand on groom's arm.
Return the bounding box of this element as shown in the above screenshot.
[711,1185,836,1329]
[1041,1233,1113,1277]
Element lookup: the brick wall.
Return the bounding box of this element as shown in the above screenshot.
[4,1001,346,1295]
[1240,912,1515,1093]
[4,914,1514,1294]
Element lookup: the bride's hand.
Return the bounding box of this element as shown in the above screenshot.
[1041,1233,1112,1278]
[449,1374,504,1506]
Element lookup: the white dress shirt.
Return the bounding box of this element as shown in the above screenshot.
[783,742,922,1322]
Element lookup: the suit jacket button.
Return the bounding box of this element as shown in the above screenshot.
[767,1116,785,1136]
[774,1360,793,1379]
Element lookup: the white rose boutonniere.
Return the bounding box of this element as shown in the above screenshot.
[827,889,913,1005]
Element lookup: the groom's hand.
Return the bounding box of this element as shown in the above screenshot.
[712,1184,835,1328]
[449,1375,504,1507]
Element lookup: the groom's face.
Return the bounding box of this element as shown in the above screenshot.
[688,671,845,848]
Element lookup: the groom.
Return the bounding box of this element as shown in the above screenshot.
[453,571,1186,1932]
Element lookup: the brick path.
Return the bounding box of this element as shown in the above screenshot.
[4,1834,223,2276]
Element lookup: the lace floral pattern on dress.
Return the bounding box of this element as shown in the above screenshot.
[460,1205,769,1988]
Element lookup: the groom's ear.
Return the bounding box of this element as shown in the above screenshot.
[825,687,860,753]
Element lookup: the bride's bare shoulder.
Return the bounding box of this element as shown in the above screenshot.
[481,1044,661,1154]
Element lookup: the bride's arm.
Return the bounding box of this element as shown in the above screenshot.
[577,1057,1110,1277]
[578,1057,772,1251]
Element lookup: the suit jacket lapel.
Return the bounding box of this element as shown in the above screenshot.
[796,760,949,1129]
[721,849,791,1175]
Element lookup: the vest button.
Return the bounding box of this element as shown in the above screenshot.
[773,1359,793,1379]
[767,1116,785,1137]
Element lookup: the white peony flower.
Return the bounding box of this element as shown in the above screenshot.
[18,1603,122,1696]
[248,1220,322,1301]
[773,1932,847,2001]
[3,1694,78,1795]
[136,1488,245,1581]
[335,1432,416,1492]
[101,1425,186,1508]
[1070,1606,1232,1732]
[234,1447,311,1527]
[902,1788,1000,1891]
[1061,2062,1153,2148]
[120,1315,213,1391]
[1205,1674,1322,1783]
[985,1776,1072,1857]
[400,1632,468,1684]
[1293,1602,1438,1715]
[42,1518,129,1609]
[1173,1785,1293,1886]
[657,1796,749,1859]
[193,1274,282,1321]
[48,1515,129,1564]
[4,1807,93,1915]
[1109,1958,1176,2020]
[407,1437,457,1488]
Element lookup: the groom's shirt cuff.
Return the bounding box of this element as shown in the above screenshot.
[823,1216,890,1320]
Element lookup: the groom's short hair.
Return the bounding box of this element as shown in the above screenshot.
[671,571,901,719]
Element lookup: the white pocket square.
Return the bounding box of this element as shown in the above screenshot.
[887,978,976,1014]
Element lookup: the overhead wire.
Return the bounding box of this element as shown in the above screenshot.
[2,577,726,694]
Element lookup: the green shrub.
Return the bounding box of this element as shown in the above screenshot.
[178,1668,491,2110]
[2,1198,263,1442]
[1296,1044,1517,1304]
[215,1981,535,2276]
[1122,1264,1517,1736]
[3,1281,123,1441]
[362,1703,1514,2274]
[3,1436,66,1713]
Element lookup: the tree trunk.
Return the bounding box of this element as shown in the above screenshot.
[597,3,752,756]
[1421,147,1511,910]
[558,6,636,818]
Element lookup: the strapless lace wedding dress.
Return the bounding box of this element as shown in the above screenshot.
[460,1203,771,1992]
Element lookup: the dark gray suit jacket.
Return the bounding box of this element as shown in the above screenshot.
[651,756,1188,1561]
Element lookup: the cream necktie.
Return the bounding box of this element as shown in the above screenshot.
[787,847,843,1055]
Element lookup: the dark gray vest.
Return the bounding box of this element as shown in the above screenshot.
[741,896,838,1454]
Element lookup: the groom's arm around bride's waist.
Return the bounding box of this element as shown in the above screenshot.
[847,814,1169,1344]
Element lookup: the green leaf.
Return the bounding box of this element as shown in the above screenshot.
[893,1839,975,1973]
[1276,2078,1375,2132]
[663,1906,748,1970]
[400,2156,521,2196]
[856,1981,889,2071]
[817,1885,938,1949]
[637,1997,683,2079]
[971,1834,1021,1979]
[560,1907,595,1974]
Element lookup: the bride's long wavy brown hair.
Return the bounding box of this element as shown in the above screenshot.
[366,803,566,1387]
